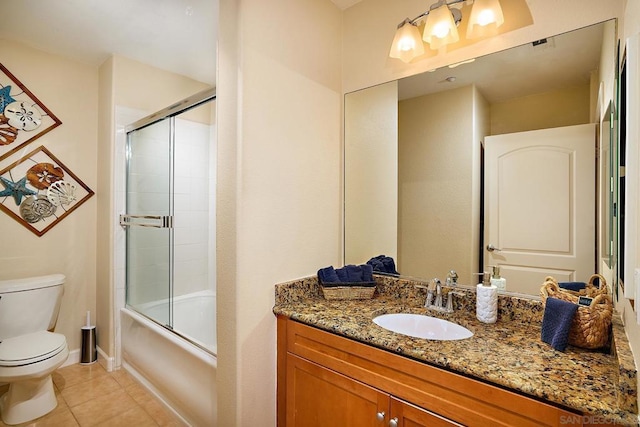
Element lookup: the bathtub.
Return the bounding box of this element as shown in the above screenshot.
[121,291,217,426]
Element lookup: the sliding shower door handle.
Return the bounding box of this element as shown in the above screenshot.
[119,214,173,229]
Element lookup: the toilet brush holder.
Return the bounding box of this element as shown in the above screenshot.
[80,326,97,365]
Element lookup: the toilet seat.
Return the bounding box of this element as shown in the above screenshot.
[0,331,67,367]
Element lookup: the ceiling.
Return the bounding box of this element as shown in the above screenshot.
[0,0,360,86]
[0,0,218,85]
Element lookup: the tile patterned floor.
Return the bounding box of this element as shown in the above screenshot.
[0,363,186,427]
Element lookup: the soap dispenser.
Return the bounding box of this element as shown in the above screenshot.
[490,265,506,291]
[476,271,498,324]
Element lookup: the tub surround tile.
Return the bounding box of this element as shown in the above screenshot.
[274,275,638,426]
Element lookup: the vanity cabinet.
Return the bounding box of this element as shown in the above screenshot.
[287,353,459,426]
[277,316,592,427]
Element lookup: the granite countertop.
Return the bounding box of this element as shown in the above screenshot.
[273,275,638,426]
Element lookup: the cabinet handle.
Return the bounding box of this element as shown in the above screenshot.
[389,418,398,427]
[376,411,386,421]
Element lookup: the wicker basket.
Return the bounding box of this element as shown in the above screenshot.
[544,274,608,298]
[321,284,376,300]
[540,277,613,349]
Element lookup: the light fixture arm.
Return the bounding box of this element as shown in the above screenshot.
[403,0,467,27]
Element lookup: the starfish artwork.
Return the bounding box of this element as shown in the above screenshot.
[0,63,62,162]
[0,85,16,113]
[0,176,37,205]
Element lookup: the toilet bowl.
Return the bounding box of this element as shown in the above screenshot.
[0,274,68,425]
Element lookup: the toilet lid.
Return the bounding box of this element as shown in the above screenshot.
[0,331,67,367]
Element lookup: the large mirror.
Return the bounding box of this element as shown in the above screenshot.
[345,20,618,297]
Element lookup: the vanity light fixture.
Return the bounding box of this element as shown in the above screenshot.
[389,19,425,63]
[467,0,504,38]
[389,0,505,63]
[422,1,462,50]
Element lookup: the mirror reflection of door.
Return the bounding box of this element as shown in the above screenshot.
[484,124,596,295]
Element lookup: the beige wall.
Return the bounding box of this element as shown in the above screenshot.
[490,84,591,135]
[345,81,398,265]
[343,0,622,93]
[217,0,343,424]
[0,40,98,354]
[617,0,640,414]
[398,85,478,283]
[96,57,115,357]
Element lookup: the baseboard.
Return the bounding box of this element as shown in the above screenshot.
[97,346,114,372]
[62,346,114,372]
[61,349,80,367]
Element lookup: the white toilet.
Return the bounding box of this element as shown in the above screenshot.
[0,274,69,425]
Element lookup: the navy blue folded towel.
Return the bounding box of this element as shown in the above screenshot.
[361,264,374,282]
[317,264,374,285]
[317,266,340,283]
[366,255,399,275]
[558,281,586,291]
[541,297,579,351]
[335,266,348,282]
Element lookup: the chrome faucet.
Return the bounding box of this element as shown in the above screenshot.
[434,279,443,308]
[416,277,464,314]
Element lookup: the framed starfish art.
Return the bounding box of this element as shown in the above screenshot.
[0,63,62,162]
[0,145,94,236]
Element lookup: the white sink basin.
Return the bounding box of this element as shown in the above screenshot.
[373,313,473,341]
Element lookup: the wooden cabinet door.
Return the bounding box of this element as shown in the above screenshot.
[286,354,388,427]
[389,397,462,427]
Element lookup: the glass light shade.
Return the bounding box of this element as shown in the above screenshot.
[422,4,459,50]
[467,0,505,39]
[389,21,425,63]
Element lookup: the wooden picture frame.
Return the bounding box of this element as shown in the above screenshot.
[0,63,62,162]
[0,146,94,236]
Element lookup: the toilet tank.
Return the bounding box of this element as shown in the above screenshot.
[0,274,65,340]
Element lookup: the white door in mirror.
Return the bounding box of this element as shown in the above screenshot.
[373,313,473,340]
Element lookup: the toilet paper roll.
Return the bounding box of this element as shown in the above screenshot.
[476,283,498,324]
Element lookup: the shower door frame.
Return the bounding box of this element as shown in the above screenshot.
[121,87,216,336]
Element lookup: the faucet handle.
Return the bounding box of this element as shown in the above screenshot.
[425,289,434,308]
[446,270,459,286]
[446,291,465,312]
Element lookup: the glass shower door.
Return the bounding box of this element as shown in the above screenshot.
[122,118,173,327]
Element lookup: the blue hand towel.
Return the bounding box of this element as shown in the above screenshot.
[335,266,349,282]
[317,266,340,283]
[367,255,399,275]
[367,258,385,272]
[381,257,398,275]
[345,264,363,282]
[558,281,586,292]
[541,297,578,351]
[361,264,373,282]
[319,264,374,285]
